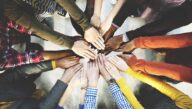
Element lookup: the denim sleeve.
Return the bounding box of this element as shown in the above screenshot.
[109,83,133,109]
[84,88,98,109]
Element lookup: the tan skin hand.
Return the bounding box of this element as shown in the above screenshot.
[56,56,80,69]
[105,35,124,51]
[61,64,83,84]
[117,40,136,53]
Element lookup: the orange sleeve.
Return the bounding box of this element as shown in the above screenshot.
[134,32,192,49]
[128,56,192,83]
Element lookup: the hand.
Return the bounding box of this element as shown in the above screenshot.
[100,19,113,36]
[61,64,83,83]
[97,54,112,81]
[72,40,97,60]
[80,68,88,89]
[117,40,136,53]
[107,55,128,72]
[84,27,105,50]
[118,54,137,67]
[91,14,101,28]
[105,61,121,80]
[86,61,100,88]
[105,35,123,51]
[56,56,80,69]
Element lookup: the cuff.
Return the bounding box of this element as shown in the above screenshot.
[79,104,84,109]
[86,87,98,97]
[51,60,57,70]
[56,105,64,109]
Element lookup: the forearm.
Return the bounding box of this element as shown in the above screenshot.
[134,32,192,49]
[55,0,92,31]
[42,50,75,61]
[39,80,68,109]
[106,0,126,22]
[109,83,133,109]
[116,78,144,109]
[84,87,98,109]
[93,0,103,17]
[125,68,192,109]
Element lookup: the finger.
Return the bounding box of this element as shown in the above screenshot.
[83,53,94,60]
[99,36,105,43]
[73,64,83,72]
[97,39,105,49]
[94,40,104,50]
[92,42,101,50]
[85,49,96,59]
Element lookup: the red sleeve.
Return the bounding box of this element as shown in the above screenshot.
[134,32,192,49]
[128,56,192,83]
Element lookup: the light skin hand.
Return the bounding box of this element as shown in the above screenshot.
[61,64,83,84]
[84,27,105,50]
[72,40,97,60]
[80,68,88,89]
[91,14,101,28]
[107,55,128,72]
[86,61,100,88]
[105,61,122,80]
[56,56,80,69]
[97,54,112,81]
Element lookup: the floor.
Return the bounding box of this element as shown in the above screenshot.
[32,0,192,108]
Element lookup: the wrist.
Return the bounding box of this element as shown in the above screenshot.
[88,82,98,88]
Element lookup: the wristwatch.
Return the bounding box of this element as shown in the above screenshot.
[107,78,116,85]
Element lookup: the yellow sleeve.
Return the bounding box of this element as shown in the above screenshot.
[125,68,192,109]
[116,78,144,109]
[51,60,57,70]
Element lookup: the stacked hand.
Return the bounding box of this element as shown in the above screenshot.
[72,40,97,60]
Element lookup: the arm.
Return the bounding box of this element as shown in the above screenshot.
[125,68,192,109]
[100,0,126,35]
[55,0,92,31]
[116,78,144,109]
[134,32,192,49]
[4,1,75,49]
[127,56,192,83]
[39,64,83,109]
[84,88,98,109]
[91,0,103,27]
[109,82,133,109]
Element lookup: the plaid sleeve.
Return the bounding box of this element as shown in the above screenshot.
[84,87,98,109]
[3,50,44,69]
[109,83,133,109]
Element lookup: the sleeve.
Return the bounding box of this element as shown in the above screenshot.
[116,78,144,109]
[127,56,192,83]
[84,87,98,109]
[125,68,192,109]
[109,83,133,109]
[3,0,75,48]
[79,104,84,109]
[3,50,44,69]
[55,0,92,31]
[134,32,192,49]
[56,105,64,109]
[39,80,68,109]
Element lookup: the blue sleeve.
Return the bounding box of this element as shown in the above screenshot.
[55,105,64,109]
[79,104,84,109]
[84,87,98,109]
[109,83,133,109]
